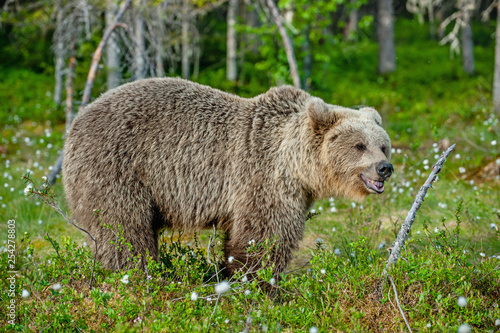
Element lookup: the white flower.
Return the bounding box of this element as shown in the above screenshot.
[492,140,497,146]
[455,153,461,159]
[228,256,234,263]
[24,183,33,196]
[378,241,386,249]
[426,323,431,328]
[51,283,62,291]
[38,220,42,224]
[244,290,251,296]
[309,327,318,333]
[334,248,341,256]
[316,238,323,243]
[147,275,152,280]
[241,275,248,283]
[350,202,356,208]
[434,227,439,233]
[224,319,230,324]
[311,209,316,213]
[330,207,337,213]
[190,292,198,301]
[320,269,326,275]
[331,227,336,232]
[457,296,467,307]
[396,148,402,154]
[459,167,466,174]
[133,317,141,323]
[423,159,429,165]
[248,239,256,246]
[479,252,485,257]
[457,323,471,333]
[269,278,276,285]
[318,206,323,211]
[121,274,129,284]
[215,281,230,295]
[22,289,30,298]
[495,318,500,327]
[490,223,497,230]
[42,176,47,182]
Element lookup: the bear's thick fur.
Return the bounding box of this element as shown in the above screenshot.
[63,78,392,274]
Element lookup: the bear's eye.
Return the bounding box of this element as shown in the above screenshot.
[381,146,387,154]
[355,143,366,151]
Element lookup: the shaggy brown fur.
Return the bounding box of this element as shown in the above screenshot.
[63,78,392,275]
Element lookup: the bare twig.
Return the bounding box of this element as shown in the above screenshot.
[388,274,413,333]
[80,0,132,111]
[384,144,456,272]
[264,0,301,88]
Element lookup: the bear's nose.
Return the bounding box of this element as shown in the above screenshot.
[377,162,394,179]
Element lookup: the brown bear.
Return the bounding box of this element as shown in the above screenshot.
[63,78,393,275]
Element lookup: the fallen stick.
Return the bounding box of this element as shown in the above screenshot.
[380,143,456,332]
[384,143,456,272]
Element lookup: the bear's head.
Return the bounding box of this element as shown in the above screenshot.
[306,97,393,201]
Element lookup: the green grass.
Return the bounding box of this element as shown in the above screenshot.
[1,18,500,332]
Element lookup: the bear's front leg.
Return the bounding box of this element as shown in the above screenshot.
[223,201,306,278]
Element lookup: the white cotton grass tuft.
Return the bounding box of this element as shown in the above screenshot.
[495,318,500,327]
[215,281,230,295]
[190,292,198,301]
[334,248,341,256]
[457,323,471,333]
[244,290,251,296]
[227,256,234,263]
[120,274,129,284]
[320,269,326,275]
[457,296,467,307]
[309,327,318,333]
[51,283,62,291]
[241,275,248,283]
[269,278,276,285]
[22,289,30,298]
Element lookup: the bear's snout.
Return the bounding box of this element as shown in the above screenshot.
[376,162,394,180]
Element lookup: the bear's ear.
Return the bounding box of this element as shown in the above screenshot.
[307,97,339,133]
[358,107,383,126]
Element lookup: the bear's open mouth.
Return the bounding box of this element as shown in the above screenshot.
[360,174,385,194]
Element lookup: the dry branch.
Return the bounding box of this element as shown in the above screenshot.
[384,143,456,272]
[80,0,132,111]
[264,0,301,88]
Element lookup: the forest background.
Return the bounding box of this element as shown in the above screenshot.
[0,0,499,331]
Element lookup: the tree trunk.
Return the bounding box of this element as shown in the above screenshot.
[53,0,64,105]
[461,16,475,74]
[494,3,500,112]
[182,0,190,80]
[135,0,146,80]
[377,0,396,74]
[265,0,301,88]
[303,26,312,91]
[65,44,76,133]
[344,0,358,41]
[106,0,122,89]
[156,44,165,77]
[227,0,238,82]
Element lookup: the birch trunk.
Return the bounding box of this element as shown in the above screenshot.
[182,0,190,80]
[53,0,64,105]
[344,0,358,41]
[135,0,146,80]
[461,16,475,74]
[226,0,238,82]
[377,0,396,74]
[106,0,122,89]
[494,3,500,111]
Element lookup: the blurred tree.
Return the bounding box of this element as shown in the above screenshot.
[106,0,122,89]
[227,0,238,82]
[54,0,65,105]
[377,0,396,73]
[344,0,359,41]
[135,0,147,79]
